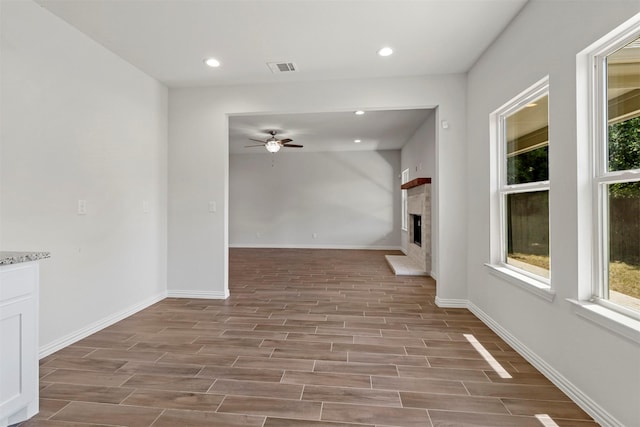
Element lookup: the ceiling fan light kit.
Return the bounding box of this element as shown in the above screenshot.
[265,140,281,153]
[245,130,303,153]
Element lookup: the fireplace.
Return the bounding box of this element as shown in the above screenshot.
[411,214,421,247]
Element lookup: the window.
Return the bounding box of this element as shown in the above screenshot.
[401,168,409,231]
[593,33,640,317]
[492,78,550,285]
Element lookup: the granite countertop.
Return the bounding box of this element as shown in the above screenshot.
[0,251,51,265]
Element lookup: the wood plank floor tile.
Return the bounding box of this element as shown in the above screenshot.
[41,357,127,373]
[198,366,284,382]
[321,402,431,427]
[151,409,264,427]
[397,365,490,382]
[313,360,398,376]
[20,420,115,427]
[400,391,509,414]
[271,348,348,361]
[33,399,69,419]
[23,249,597,427]
[302,385,401,407]
[464,382,572,401]
[156,352,238,366]
[209,379,303,400]
[501,398,594,420]
[116,361,203,377]
[86,349,165,362]
[40,383,134,404]
[232,356,315,371]
[264,418,374,427]
[347,352,429,366]
[428,410,598,427]
[122,374,214,392]
[282,371,371,388]
[51,401,162,427]
[39,369,132,387]
[372,376,468,395]
[217,395,322,420]
[122,389,224,411]
[332,342,407,355]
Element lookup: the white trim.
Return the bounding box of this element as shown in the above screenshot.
[485,263,555,302]
[167,289,230,299]
[38,292,166,359]
[567,299,640,344]
[584,15,640,319]
[434,296,468,308]
[401,168,410,231]
[467,302,624,427]
[490,76,552,288]
[228,244,403,251]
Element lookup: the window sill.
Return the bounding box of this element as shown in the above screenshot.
[567,299,640,344]
[485,263,555,302]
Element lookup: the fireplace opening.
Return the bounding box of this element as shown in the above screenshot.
[411,214,421,247]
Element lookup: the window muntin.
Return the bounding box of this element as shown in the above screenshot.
[594,35,640,315]
[498,89,550,281]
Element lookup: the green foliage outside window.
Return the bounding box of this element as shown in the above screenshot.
[609,117,640,198]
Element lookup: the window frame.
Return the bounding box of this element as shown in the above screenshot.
[492,77,552,288]
[401,168,409,232]
[591,29,640,321]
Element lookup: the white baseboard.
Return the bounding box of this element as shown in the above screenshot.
[39,291,166,359]
[467,302,622,427]
[229,244,403,251]
[167,289,229,299]
[434,296,468,308]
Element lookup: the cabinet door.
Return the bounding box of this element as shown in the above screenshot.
[0,264,37,422]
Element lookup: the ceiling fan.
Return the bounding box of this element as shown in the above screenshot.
[245,130,303,153]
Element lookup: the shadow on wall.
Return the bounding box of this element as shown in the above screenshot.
[229,149,401,247]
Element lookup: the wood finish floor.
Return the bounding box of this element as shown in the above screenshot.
[21,248,597,427]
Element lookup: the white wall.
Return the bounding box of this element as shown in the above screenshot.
[230,150,400,249]
[0,0,168,353]
[168,75,467,302]
[400,111,437,277]
[467,1,640,426]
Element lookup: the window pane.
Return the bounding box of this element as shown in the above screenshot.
[607,37,640,172]
[607,182,640,311]
[505,190,550,278]
[505,95,549,185]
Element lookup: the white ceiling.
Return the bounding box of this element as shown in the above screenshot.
[35,0,527,88]
[229,109,434,154]
[35,0,527,153]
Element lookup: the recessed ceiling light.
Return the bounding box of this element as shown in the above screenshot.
[377,47,393,57]
[354,139,362,143]
[204,58,221,68]
[355,110,365,115]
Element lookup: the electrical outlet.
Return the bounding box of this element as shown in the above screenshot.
[208,201,217,213]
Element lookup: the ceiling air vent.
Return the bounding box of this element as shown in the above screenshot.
[267,62,298,73]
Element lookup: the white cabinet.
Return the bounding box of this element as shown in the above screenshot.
[0,261,39,427]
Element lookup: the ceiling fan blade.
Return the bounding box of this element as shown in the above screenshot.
[278,138,293,144]
[248,138,266,143]
[282,144,304,148]
[244,144,266,147]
